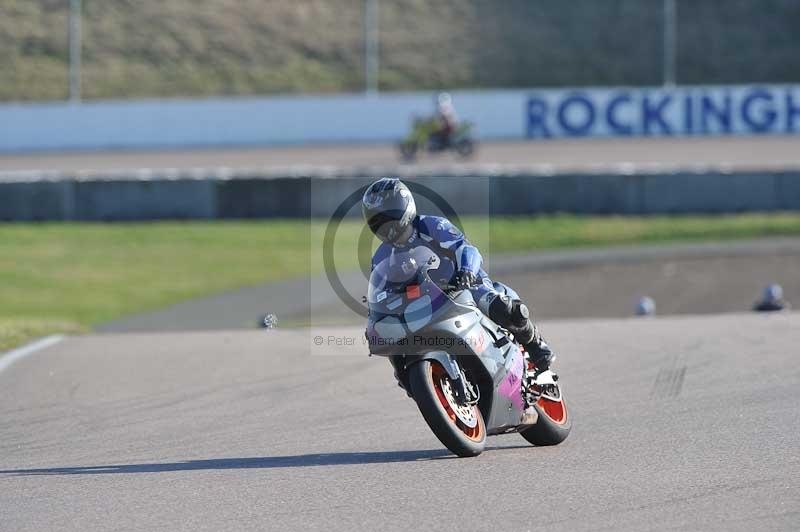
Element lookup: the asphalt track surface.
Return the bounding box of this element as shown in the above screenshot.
[2,136,800,176]
[2,312,799,531]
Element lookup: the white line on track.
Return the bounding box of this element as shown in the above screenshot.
[0,335,65,374]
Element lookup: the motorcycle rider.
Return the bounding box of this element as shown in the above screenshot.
[434,92,458,147]
[363,177,555,372]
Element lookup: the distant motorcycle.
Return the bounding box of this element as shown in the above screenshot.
[366,246,571,457]
[398,117,476,162]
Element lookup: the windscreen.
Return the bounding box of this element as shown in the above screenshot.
[367,246,440,306]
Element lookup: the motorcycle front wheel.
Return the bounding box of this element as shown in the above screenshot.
[398,141,419,162]
[454,138,475,158]
[408,360,486,457]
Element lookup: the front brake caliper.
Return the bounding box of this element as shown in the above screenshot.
[453,366,480,406]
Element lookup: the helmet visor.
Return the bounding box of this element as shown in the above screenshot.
[367,210,410,244]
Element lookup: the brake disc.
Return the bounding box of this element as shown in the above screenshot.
[440,377,478,428]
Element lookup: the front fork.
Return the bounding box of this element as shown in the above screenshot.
[391,354,479,406]
[450,362,480,406]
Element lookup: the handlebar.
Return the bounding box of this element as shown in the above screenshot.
[435,280,460,291]
[434,278,482,292]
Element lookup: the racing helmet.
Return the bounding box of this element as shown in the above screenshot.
[437,92,452,108]
[763,283,784,303]
[362,178,417,245]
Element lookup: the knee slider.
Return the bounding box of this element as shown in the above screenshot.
[488,294,514,325]
[510,301,530,326]
[489,296,530,327]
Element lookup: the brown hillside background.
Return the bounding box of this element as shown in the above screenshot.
[1,0,798,101]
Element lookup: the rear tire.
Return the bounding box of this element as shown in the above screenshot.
[519,396,571,446]
[408,360,486,457]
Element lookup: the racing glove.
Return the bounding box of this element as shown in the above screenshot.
[454,270,478,289]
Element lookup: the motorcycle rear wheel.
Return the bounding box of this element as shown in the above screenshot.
[519,394,571,446]
[408,360,486,457]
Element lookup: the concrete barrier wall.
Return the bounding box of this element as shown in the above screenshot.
[0,91,522,152]
[2,84,800,152]
[1,170,798,221]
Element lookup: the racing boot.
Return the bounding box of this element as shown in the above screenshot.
[525,329,555,372]
[488,295,555,371]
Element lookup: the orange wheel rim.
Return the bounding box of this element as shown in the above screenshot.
[537,396,567,425]
[430,363,484,442]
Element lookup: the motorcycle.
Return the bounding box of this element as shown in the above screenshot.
[398,117,476,162]
[366,246,571,457]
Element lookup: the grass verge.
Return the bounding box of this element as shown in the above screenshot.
[2,213,800,350]
[0,320,86,352]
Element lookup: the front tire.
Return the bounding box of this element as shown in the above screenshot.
[399,141,418,162]
[454,138,475,158]
[408,360,486,457]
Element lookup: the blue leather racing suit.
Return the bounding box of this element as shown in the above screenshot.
[371,215,518,315]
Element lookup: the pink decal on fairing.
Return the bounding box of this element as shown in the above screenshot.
[498,350,524,410]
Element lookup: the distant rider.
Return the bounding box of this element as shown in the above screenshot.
[362,177,556,371]
[753,284,791,312]
[434,92,458,147]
